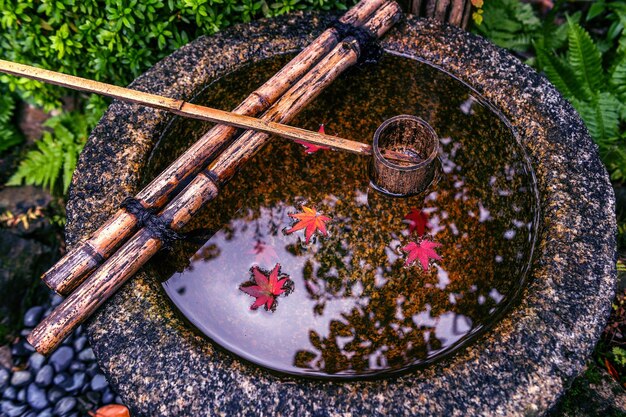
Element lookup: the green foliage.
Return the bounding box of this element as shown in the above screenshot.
[611,346,626,366]
[0,0,355,111]
[7,99,106,194]
[0,92,23,153]
[475,0,626,182]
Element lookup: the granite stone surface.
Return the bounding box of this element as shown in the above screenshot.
[65,12,617,416]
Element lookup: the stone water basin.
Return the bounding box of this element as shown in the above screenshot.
[65,12,616,416]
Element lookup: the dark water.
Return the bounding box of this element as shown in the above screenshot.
[144,53,539,379]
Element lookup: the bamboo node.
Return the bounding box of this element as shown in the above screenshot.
[120,197,182,248]
[331,21,383,65]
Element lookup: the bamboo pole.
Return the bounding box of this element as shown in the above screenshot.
[18,0,388,296]
[27,1,403,356]
[0,60,417,160]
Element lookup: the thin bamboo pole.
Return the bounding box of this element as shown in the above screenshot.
[27,1,403,356]
[14,0,388,296]
[1,59,416,159]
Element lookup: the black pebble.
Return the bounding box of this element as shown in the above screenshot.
[78,348,95,362]
[53,396,76,415]
[0,367,9,390]
[73,336,87,352]
[28,353,46,373]
[90,374,108,392]
[3,386,16,400]
[49,347,74,373]
[23,306,45,327]
[35,365,54,388]
[36,407,53,417]
[1,400,28,417]
[47,386,64,403]
[11,370,33,387]
[26,383,49,410]
[59,372,85,394]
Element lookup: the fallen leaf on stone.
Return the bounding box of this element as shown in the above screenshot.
[294,124,331,154]
[88,404,130,417]
[286,206,331,244]
[402,239,442,270]
[605,357,620,381]
[240,264,293,311]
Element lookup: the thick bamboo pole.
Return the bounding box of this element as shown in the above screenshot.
[22,0,388,296]
[27,1,403,356]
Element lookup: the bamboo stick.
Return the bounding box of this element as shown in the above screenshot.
[27,1,403,356]
[1,59,418,160]
[21,0,388,296]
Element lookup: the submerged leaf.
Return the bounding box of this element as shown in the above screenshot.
[404,208,431,236]
[294,124,331,154]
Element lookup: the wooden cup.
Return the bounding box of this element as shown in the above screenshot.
[369,115,439,196]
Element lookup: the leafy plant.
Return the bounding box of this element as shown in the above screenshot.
[474,0,626,182]
[0,92,23,153]
[7,98,106,194]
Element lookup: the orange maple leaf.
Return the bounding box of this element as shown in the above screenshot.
[286,206,331,244]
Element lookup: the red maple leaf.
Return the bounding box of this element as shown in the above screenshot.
[404,208,431,236]
[239,264,292,311]
[286,206,331,244]
[294,124,331,154]
[402,239,442,270]
[248,240,278,266]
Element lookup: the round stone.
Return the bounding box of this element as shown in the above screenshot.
[10,369,33,387]
[28,353,46,373]
[85,363,99,378]
[90,374,108,392]
[49,346,73,373]
[11,339,34,357]
[73,337,87,352]
[36,408,53,417]
[77,348,95,362]
[2,386,16,400]
[53,372,68,387]
[16,387,25,402]
[101,388,115,404]
[26,383,49,410]
[68,362,85,373]
[1,400,27,417]
[0,367,9,390]
[35,365,53,388]
[59,372,85,394]
[47,387,64,403]
[53,397,77,415]
[23,306,44,327]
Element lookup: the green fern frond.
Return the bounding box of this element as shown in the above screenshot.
[572,92,621,144]
[7,132,63,193]
[536,46,588,102]
[610,53,626,104]
[6,109,92,194]
[0,94,23,153]
[566,16,604,93]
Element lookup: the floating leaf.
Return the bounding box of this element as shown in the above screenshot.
[402,239,442,270]
[286,206,331,244]
[294,124,331,154]
[239,264,293,311]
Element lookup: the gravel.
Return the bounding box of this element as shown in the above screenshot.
[1,293,123,416]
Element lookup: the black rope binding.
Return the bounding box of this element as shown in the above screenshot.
[331,21,383,65]
[120,197,182,249]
